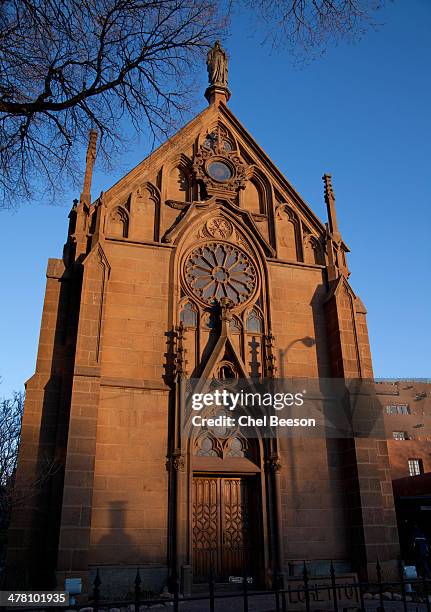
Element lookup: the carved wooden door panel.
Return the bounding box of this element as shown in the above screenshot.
[221,478,251,578]
[192,477,255,582]
[192,477,221,581]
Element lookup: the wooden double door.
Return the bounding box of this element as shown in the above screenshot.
[192,475,260,583]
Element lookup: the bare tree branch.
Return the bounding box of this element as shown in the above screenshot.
[245,0,388,57]
[0,391,24,491]
[0,391,24,563]
[0,391,61,565]
[0,0,226,208]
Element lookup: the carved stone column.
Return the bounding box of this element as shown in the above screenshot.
[170,325,191,593]
[268,452,284,587]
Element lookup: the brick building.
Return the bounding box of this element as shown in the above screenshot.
[375,381,431,561]
[377,381,431,479]
[7,43,403,595]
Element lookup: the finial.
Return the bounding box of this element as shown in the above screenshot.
[81,129,98,205]
[205,41,231,105]
[322,173,340,241]
[98,190,106,207]
[323,173,334,201]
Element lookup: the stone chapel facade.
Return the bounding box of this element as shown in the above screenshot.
[7,43,400,594]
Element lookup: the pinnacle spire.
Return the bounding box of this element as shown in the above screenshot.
[80,129,98,205]
[323,173,350,280]
[323,173,340,241]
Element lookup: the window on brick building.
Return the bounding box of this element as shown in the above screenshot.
[393,431,408,440]
[385,404,410,415]
[408,458,423,477]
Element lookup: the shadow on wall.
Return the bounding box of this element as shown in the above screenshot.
[95,500,135,554]
[278,336,316,379]
[91,501,168,598]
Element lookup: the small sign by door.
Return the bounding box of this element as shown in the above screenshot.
[229,576,253,584]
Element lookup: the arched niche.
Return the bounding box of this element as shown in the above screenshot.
[242,177,265,215]
[167,165,190,203]
[163,158,193,235]
[241,171,272,243]
[303,235,324,265]
[108,206,129,238]
[276,205,300,261]
[134,183,160,241]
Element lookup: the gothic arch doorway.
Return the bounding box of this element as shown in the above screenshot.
[190,434,264,584]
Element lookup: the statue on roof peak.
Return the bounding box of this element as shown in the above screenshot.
[207,40,228,87]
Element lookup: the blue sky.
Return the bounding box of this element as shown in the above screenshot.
[1,0,430,398]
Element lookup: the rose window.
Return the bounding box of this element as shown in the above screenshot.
[185,243,257,305]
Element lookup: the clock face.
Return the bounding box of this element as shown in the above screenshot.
[207,160,233,182]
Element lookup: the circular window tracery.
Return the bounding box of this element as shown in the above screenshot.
[207,160,233,182]
[184,242,257,306]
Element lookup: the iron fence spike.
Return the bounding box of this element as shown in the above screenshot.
[94,568,101,587]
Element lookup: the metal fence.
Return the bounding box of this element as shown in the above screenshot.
[7,561,431,611]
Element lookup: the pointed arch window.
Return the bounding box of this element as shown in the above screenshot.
[246,309,263,334]
[180,302,198,328]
